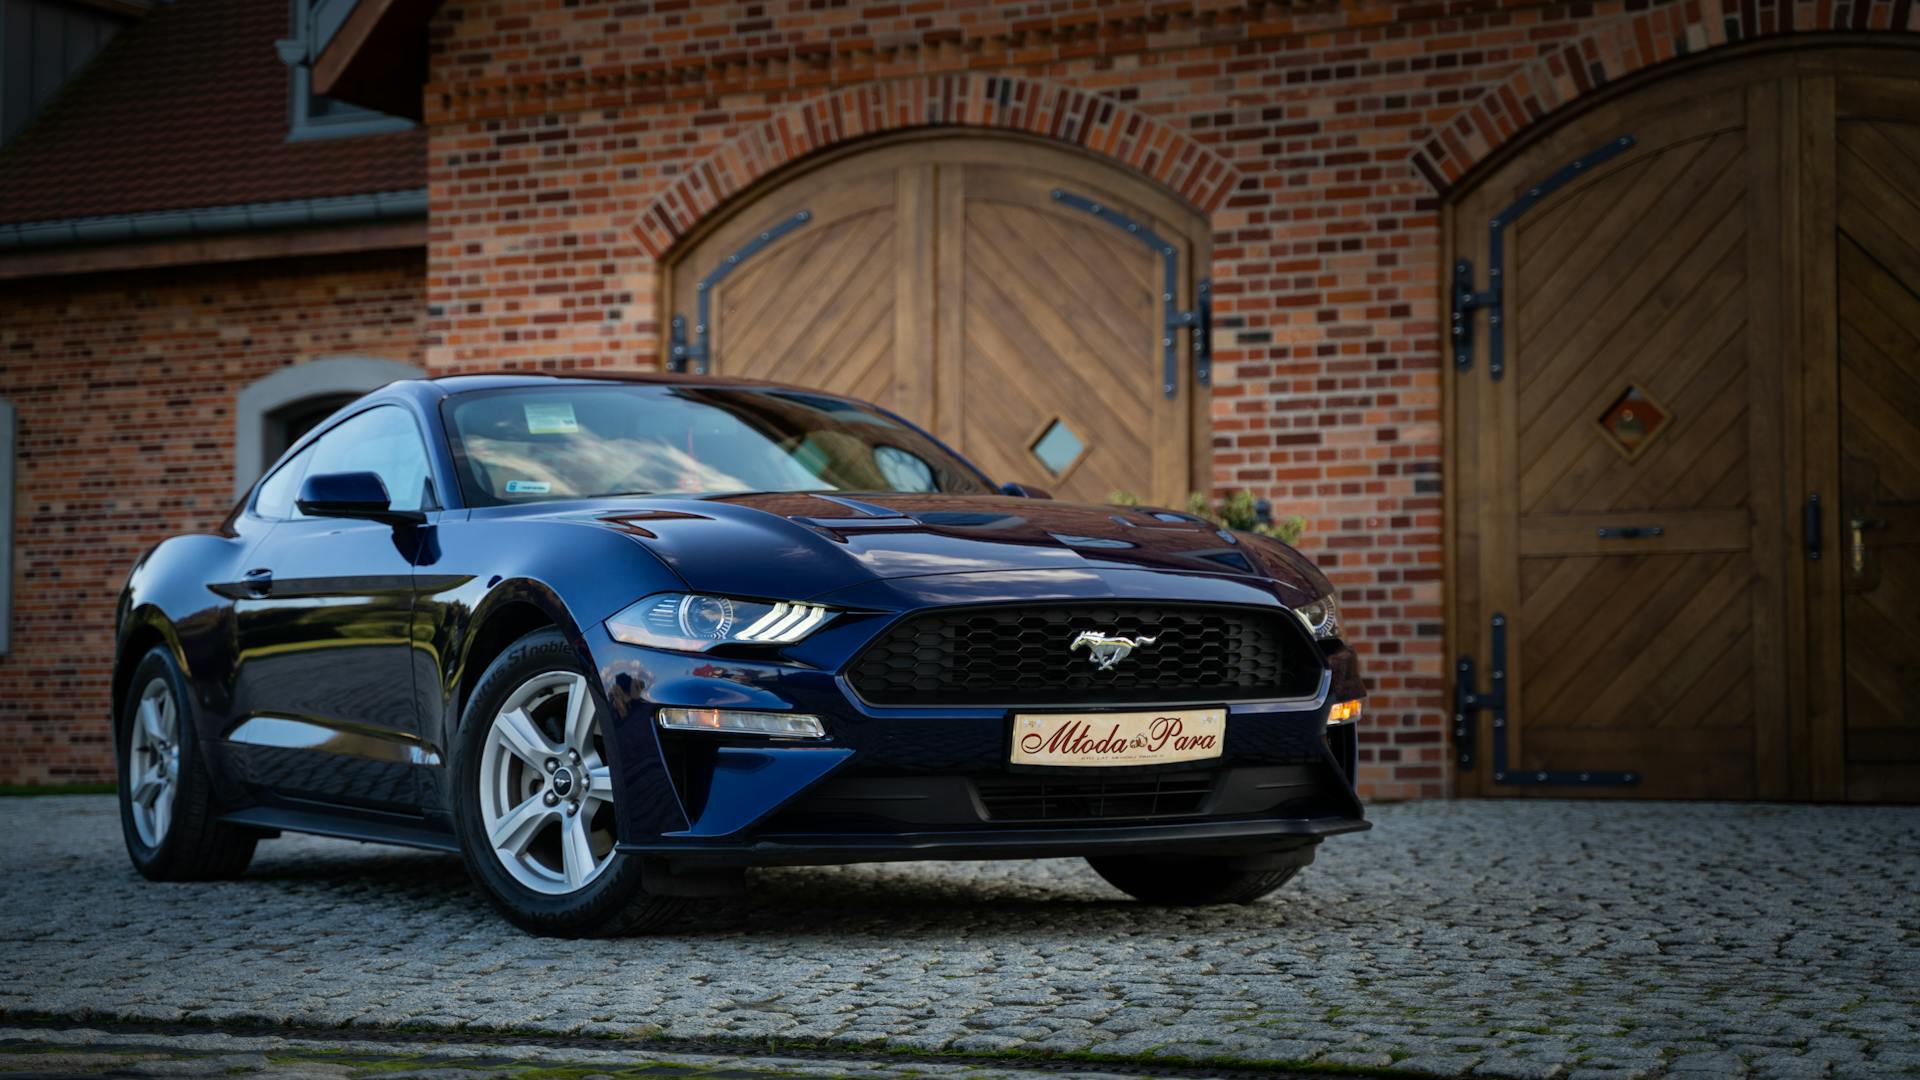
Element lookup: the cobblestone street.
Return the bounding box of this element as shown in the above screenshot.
[2,796,1915,1078]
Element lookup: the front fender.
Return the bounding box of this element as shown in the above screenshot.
[413,515,691,799]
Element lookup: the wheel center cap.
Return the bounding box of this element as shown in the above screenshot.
[550,765,576,799]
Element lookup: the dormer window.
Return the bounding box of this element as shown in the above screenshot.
[277,0,412,141]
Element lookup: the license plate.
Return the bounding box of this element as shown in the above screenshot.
[1010,708,1225,767]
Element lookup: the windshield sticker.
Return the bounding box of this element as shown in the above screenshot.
[505,480,552,495]
[523,402,579,435]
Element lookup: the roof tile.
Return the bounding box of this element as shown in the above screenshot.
[0,0,424,226]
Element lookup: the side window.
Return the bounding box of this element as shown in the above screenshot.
[252,444,313,520]
[302,405,434,513]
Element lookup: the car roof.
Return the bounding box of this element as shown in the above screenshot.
[378,371,811,404]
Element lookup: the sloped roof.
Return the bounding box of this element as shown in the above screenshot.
[0,0,423,227]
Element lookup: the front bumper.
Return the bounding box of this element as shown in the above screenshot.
[583,575,1368,866]
[617,815,1370,867]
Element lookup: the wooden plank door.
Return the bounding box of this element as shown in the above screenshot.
[665,135,1209,505]
[667,147,937,424]
[1449,71,1793,799]
[936,151,1201,505]
[1829,77,1920,803]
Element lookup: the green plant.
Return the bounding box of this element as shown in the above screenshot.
[1109,489,1306,546]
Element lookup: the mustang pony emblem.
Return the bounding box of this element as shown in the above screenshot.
[1069,630,1158,671]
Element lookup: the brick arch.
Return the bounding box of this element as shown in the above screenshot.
[632,75,1241,258]
[1410,4,1920,190]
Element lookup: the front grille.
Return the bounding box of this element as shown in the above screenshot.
[975,773,1215,822]
[846,602,1322,707]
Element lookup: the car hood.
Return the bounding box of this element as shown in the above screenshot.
[567,491,1325,601]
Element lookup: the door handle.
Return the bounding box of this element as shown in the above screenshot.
[1805,495,1821,561]
[1595,525,1663,540]
[242,568,273,597]
[1849,516,1888,576]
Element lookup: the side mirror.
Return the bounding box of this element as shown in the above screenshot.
[296,471,425,525]
[998,481,1054,500]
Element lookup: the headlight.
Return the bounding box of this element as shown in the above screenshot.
[606,593,835,651]
[1292,595,1339,640]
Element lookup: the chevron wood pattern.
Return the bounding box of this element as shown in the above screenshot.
[1452,54,1920,802]
[1835,114,1920,803]
[668,134,1208,506]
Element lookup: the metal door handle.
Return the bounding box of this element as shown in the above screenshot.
[1850,516,1887,575]
[242,568,273,597]
[1805,495,1821,561]
[1596,525,1663,540]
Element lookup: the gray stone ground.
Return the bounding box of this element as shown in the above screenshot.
[1,796,1916,1079]
[0,1025,1164,1079]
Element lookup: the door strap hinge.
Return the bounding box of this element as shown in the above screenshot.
[1451,258,1500,376]
[1451,614,1507,770]
[1453,134,1636,382]
[1454,612,1640,787]
[1051,189,1208,399]
[668,209,813,374]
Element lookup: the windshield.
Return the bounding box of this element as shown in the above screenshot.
[442,384,992,506]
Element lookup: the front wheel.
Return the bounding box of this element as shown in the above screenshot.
[452,627,681,937]
[1086,847,1315,905]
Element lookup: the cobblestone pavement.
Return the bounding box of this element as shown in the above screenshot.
[0,1025,1182,1080]
[2,796,1916,1079]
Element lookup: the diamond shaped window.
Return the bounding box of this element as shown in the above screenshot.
[1030,418,1087,478]
[1595,385,1670,461]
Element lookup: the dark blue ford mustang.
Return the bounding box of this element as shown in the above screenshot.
[114,374,1368,935]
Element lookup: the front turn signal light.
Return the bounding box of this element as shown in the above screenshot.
[656,707,826,740]
[1328,700,1363,725]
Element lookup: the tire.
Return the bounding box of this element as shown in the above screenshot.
[117,645,258,881]
[1086,847,1315,906]
[451,626,682,937]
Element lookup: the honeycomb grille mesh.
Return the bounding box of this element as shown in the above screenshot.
[975,774,1215,821]
[846,603,1322,707]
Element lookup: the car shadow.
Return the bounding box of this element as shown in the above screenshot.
[238,846,1312,938]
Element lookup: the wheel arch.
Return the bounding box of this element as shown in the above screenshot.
[111,607,188,737]
[452,583,589,732]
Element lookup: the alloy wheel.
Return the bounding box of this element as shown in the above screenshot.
[477,671,617,894]
[127,677,180,848]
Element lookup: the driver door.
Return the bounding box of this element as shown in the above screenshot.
[228,404,436,812]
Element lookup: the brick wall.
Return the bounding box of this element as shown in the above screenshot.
[0,251,426,785]
[9,0,1891,794]
[419,0,1693,799]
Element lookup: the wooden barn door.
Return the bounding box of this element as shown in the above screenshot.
[666,136,1209,505]
[1449,74,1792,800]
[1805,74,1920,802]
[1450,48,1920,802]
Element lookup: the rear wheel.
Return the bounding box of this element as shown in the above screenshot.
[117,646,258,881]
[452,627,681,937]
[1086,847,1315,905]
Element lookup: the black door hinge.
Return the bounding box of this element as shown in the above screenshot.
[1455,612,1640,787]
[1052,189,1210,398]
[1452,135,1637,382]
[668,209,813,374]
[1451,258,1500,377]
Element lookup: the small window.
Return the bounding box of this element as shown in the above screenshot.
[279,1,412,142]
[302,406,434,513]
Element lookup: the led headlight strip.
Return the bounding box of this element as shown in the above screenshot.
[736,601,832,643]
